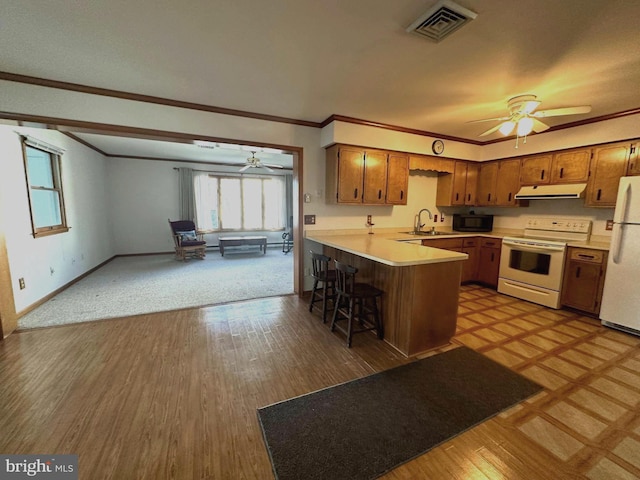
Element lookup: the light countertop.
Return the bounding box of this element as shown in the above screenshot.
[305,231,469,267]
[305,228,611,265]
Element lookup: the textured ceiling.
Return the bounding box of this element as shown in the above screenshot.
[2,0,639,154]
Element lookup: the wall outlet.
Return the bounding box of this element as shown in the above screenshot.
[18,278,25,290]
[50,267,55,276]
[304,214,316,225]
[606,219,614,230]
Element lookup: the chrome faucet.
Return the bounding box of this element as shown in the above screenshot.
[415,208,433,233]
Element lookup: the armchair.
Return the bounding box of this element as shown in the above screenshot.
[168,219,207,261]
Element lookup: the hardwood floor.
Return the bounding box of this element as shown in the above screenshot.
[0,286,639,479]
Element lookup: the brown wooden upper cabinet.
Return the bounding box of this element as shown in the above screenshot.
[386,152,410,204]
[585,142,632,207]
[436,161,478,207]
[520,154,552,185]
[551,148,591,183]
[627,143,640,176]
[520,148,591,185]
[476,161,498,206]
[325,144,409,205]
[362,149,388,204]
[476,159,521,207]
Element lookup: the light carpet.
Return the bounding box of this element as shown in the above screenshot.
[18,248,293,329]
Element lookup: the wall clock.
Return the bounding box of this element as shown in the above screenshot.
[432,140,445,155]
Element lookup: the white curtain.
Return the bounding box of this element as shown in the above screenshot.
[193,172,218,231]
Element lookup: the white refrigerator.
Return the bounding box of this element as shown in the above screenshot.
[600,176,640,334]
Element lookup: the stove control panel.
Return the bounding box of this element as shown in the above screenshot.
[525,217,592,234]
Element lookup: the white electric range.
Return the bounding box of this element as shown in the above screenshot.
[498,217,592,309]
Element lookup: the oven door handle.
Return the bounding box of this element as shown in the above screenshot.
[502,240,565,253]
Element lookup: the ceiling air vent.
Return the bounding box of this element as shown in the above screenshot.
[406,0,477,42]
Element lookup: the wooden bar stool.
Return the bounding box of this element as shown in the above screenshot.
[331,260,384,347]
[308,251,337,323]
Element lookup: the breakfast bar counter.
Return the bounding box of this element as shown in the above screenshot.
[306,232,468,357]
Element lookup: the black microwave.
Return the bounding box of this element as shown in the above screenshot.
[452,214,494,232]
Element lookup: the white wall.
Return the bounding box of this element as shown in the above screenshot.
[0,125,115,312]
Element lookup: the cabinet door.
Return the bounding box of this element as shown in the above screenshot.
[477,239,501,288]
[585,143,631,207]
[627,143,640,176]
[336,146,365,203]
[551,148,591,183]
[476,162,498,206]
[386,153,409,205]
[495,159,521,206]
[561,261,603,314]
[520,155,552,185]
[362,150,388,204]
[464,163,479,205]
[461,238,479,283]
[451,161,468,206]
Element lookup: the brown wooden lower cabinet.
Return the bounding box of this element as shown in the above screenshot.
[477,238,502,288]
[421,236,496,287]
[561,247,608,315]
[461,238,479,283]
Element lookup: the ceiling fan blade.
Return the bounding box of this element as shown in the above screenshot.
[478,123,505,137]
[264,165,275,173]
[466,116,510,124]
[531,118,550,133]
[264,163,284,169]
[532,106,591,118]
[239,165,251,172]
[522,100,541,114]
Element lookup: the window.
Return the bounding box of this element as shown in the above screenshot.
[21,137,69,237]
[194,174,285,231]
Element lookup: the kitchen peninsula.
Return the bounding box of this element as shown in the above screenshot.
[306,231,468,357]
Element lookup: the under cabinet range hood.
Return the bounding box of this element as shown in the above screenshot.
[514,183,587,200]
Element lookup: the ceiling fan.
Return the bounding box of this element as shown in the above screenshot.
[469,94,592,139]
[239,152,284,173]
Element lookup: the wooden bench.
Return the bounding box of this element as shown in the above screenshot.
[218,236,268,256]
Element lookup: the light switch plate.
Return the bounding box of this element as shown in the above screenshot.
[606,219,614,230]
[304,215,316,225]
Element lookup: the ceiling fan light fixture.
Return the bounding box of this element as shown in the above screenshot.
[517,117,534,137]
[499,121,515,135]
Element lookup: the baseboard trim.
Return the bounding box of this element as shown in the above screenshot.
[16,255,117,319]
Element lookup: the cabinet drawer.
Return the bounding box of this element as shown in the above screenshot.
[421,238,464,250]
[462,237,478,247]
[569,248,605,264]
[480,238,501,249]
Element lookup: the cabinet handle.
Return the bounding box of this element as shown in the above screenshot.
[560,167,564,178]
[378,189,382,199]
[576,266,581,278]
[491,252,495,262]
[354,188,358,199]
[487,193,491,201]
[400,190,404,200]
[578,254,595,259]
[508,192,512,202]
[597,189,602,201]
[541,169,545,180]
[455,193,459,201]
[467,193,471,202]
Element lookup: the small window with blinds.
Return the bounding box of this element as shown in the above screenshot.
[21,136,69,237]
